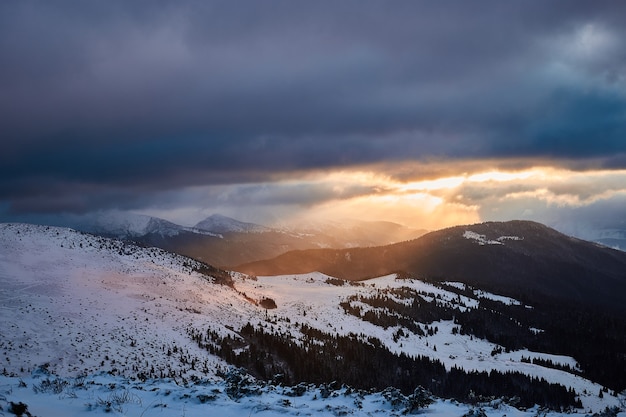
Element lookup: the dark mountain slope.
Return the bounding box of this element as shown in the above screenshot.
[140,230,326,267]
[236,220,626,313]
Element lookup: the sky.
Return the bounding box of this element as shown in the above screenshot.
[2,1,626,240]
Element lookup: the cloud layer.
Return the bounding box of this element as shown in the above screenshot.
[2,1,626,236]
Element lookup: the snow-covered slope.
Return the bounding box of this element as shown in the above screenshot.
[49,210,220,239]
[194,214,269,234]
[233,274,620,411]
[0,223,623,415]
[0,223,242,381]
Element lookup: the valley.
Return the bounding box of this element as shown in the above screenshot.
[45,212,428,268]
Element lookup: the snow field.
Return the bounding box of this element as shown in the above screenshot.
[1,374,624,417]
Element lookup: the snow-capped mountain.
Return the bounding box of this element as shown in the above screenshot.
[194,214,270,234]
[77,211,182,237]
[1,222,625,416]
[43,210,218,239]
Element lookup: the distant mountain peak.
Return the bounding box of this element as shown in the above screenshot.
[62,210,185,238]
[194,214,268,234]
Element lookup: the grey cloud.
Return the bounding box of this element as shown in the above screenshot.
[449,170,626,209]
[144,180,379,213]
[478,192,626,243]
[3,1,626,215]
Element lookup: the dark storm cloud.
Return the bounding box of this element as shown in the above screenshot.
[2,0,626,214]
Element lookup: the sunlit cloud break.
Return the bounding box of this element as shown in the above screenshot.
[130,163,626,237]
[2,1,626,246]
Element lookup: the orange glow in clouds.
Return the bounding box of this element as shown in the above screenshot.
[294,165,626,231]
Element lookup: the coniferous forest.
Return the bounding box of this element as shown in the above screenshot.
[183,276,626,411]
[188,321,579,410]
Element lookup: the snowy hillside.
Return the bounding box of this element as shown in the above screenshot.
[231,274,620,412]
[0,223,624,416]
[0,223,232,380]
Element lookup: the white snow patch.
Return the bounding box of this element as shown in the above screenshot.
[474,289,522,306]
[463,231,524,245]
[463,231,503,245]
[496,235,523,242]
[442,281,466,290]
[442,282,523,306]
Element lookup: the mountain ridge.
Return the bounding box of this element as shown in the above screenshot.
[194,214,269,234]
[47,211,427,267]
[235,220,626,313]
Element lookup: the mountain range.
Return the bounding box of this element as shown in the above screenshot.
[1,221,626,415]
[47,212,427,268]
[236,220,626,314]
[195,214,271,234]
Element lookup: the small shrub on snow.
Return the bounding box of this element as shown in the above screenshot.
[404,387,434,414]
[285,382,308,397]
[196,393,218,403]
[382,387,405,410]
[93,389,141,413]
[381,386,434,414]
[320,381,341,399]
[8,401,31,417]
[32,377,68,394]
[591,406,620,417]
[222,368,261,400]
[462,408,488,417]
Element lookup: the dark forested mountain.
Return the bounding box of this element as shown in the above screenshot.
[236,220,626,313]
[232,220,626,395]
